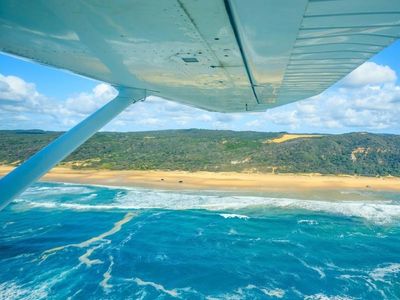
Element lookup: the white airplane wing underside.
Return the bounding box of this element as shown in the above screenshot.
[1,0,400,112]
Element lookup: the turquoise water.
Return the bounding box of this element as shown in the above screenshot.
[1,182,400,299]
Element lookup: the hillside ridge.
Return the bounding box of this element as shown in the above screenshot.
[1,129,399,176]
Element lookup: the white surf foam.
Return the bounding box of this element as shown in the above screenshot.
[24,201,120,211]
[2,221,15,229]
[23,185,94,196]
[133,278,179,298]
[220,213,249,220]
[297,258,326,279]
[19,184,400,224]
[79,244,104,267]
[304,294,354,300]
[370,263,400,282]
[298,219,319,225]
[0,281,49,300]
[259,288,285,298]
[245,285,285,298]
[41,212,135,262]
[0,263,82,300]
[100,256,114,292]
[115,190,400,224]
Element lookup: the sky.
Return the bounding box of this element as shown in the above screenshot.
[1,40,400,134]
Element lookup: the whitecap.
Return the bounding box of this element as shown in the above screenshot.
[0,264,82,300]
[260,288,285,298]
[228,228,238,235]
[304,293,354,300]
[370,263,400,281]
[132,277,179,298]
[79,193,98,201]
[22,185,94,196]
[220,213,249,220]
[298,219,318,225]
[0,281,47,300]
[296,257,326,279]
[2,221,15,229]
[245,284,285,298]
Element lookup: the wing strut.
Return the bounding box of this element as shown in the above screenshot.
[0,87,145,210]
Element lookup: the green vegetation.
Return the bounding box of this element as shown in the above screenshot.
[1,129,400,176]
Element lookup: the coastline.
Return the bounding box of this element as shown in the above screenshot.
[1,165,400,193]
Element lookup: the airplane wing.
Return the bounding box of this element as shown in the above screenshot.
[2,0,400,209]
[1,0,400,113]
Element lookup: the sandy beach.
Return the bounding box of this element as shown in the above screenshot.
[1,165,400,192]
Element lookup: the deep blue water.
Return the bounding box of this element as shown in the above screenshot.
[1,182,400,299]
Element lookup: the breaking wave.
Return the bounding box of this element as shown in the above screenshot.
[14,184,400,225]
[2,182,400,299]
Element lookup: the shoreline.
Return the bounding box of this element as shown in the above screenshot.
[1,165,400,193]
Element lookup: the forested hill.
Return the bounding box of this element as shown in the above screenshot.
[1,129,400,176]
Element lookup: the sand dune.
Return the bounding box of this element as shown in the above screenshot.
[265,134,323,144]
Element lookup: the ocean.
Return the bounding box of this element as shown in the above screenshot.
[1,182,400,299]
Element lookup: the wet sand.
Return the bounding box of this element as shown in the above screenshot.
[1,165,400,192]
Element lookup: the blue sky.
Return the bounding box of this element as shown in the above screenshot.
[1,40,400,133]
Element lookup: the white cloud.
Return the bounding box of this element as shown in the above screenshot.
[0,73,58,129]
[256,64,400,132]
[1,61,400,134]
[0,74,40,103]
[245,119,263,128]
[342,62,397,87]
[110,95,242,131]
[0,74,48,115]
[65,83,117,115]
[137,117,163,126]
[0,74,118,129]
[197,113,213,122]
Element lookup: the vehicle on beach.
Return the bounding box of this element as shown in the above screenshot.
[1,1,400,299]
[1,0,400,209]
